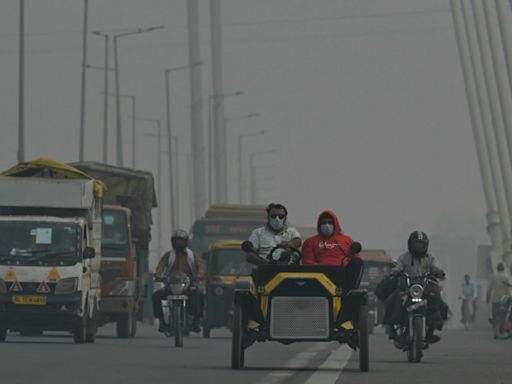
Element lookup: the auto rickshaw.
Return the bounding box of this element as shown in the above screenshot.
[202,240,253,338]
[359,250,394,333]
[231,243,369,372]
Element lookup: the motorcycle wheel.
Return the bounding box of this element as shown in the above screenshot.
[413,316,423,363]
[358,305,370,372]
[231,302,245,369]
[173,305,184,348]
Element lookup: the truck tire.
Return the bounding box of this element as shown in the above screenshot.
[85,310,97,343]
[73,316,87,344]
[0,327,7,342]
[116,313,133,338]
[130,314,137,337]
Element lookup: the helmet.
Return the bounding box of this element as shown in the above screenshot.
[408,231,429,256]
[171,229,189,241]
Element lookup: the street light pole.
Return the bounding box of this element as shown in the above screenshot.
[92,32,109,163]
[236,126,265,204]
[249,149,278,204]
[79,0,88,161]
[17,0,25,163]
[113,26,164,167]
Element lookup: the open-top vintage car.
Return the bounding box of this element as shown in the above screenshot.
[231,247,369,372]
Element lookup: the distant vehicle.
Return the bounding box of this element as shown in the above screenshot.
[72,162,157,338]
[0,158,104,343]
[189,204,267,257]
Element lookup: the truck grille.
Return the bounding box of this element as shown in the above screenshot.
[270,296,329,339]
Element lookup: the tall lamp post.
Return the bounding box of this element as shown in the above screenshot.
[249,149,279,204]
[165,62,201,233]
[137,117,162,260]
[91,31,110,163]
[207,91,243,205]
[113,25,164,166]
[18,0,25,163]
[105,92,136,166]
[79,0,88,161]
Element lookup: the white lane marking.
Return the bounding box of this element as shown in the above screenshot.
[255,343,330,384]
[303,345,353,384]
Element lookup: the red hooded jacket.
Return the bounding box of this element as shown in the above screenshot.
[302,210,360,267]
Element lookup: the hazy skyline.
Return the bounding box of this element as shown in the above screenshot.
[0,0,487,267]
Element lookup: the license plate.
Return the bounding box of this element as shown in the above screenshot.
[12,295,47,305]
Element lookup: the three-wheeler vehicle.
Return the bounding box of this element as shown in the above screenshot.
[202,240,253,338]
[231,244,369,372]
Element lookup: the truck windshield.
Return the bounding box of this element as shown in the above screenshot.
[210,249,252,276]
[0,221,80,266]
[102,210,129,258]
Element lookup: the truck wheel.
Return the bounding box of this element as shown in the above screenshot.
[85,310,97,343]
[116,313,133,338]
[0,327,7,342]
[130,314,137,337]
[202,324,211,338]
[358,305,370,372]
[73,316,87,344]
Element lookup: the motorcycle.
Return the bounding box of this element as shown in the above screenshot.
[161,272,192,347]
[493,295,512,339]
[390,272,437,363]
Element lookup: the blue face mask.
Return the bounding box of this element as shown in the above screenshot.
[269,217,285,231]
[320,223,334,236]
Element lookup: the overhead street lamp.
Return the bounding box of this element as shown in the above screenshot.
[113,25,164,166]
[18,0,25,163]
[137,117,163,260]
[238,127,266,204]
[78,0,89,162]
[207,91,243,205]
[249,149,279,204]
[165,61,202,233]
[105,92,136,167]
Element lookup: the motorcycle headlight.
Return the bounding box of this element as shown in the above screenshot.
[55,277,78,295]
[170,282,187,295]
[108,280,135,296]
[0,279,6,294]
[409,284,424,299]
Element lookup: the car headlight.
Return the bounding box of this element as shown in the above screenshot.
[409,284,424,300]
[108,280,135,296]
[55,277,78,295]
[0,279,6,294]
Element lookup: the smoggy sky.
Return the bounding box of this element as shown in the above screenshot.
[0,0,487,263]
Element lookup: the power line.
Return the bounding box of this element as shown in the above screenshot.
[0,8,450,39]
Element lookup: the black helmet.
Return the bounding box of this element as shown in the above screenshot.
[171,229,189,241]
[408,231,429,256]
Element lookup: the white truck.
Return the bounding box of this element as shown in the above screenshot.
[0,161,104,343]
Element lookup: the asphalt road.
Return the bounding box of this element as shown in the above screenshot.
[1,323,511,384]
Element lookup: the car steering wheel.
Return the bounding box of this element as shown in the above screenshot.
[267,244,302,265]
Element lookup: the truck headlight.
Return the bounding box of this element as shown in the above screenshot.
[409,284,424,300]
[55,277,78,295]
[0,279,6,294]
[108,280,135,296]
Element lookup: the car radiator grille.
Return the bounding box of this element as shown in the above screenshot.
[270,296,329,339]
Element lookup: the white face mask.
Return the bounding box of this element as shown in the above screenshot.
[320,223,334,236]
[269,216,285,231]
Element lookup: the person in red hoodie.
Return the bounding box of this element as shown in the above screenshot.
[302,210,363,294]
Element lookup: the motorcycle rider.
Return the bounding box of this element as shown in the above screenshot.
[244,203,302,265]
[460,274,477,327]
[152,229,205,333]
[302,210,363,294]
[384,231,446,345]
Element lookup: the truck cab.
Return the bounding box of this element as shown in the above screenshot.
[0,164,103,344]
[99,205,138,337]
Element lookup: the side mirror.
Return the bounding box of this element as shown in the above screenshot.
[241,241,255,253]
[83,246,96,259]
[349,242,362,255]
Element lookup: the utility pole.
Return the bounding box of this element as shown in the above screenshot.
[17,0,25,163]
[210,0,227,203]
[92,32,109,163]
[187,0,207,218]
[79,0,88,161]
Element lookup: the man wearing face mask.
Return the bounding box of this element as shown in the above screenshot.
[152,229,205,333]
[245,203,302,265]
[302,210,364,294]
